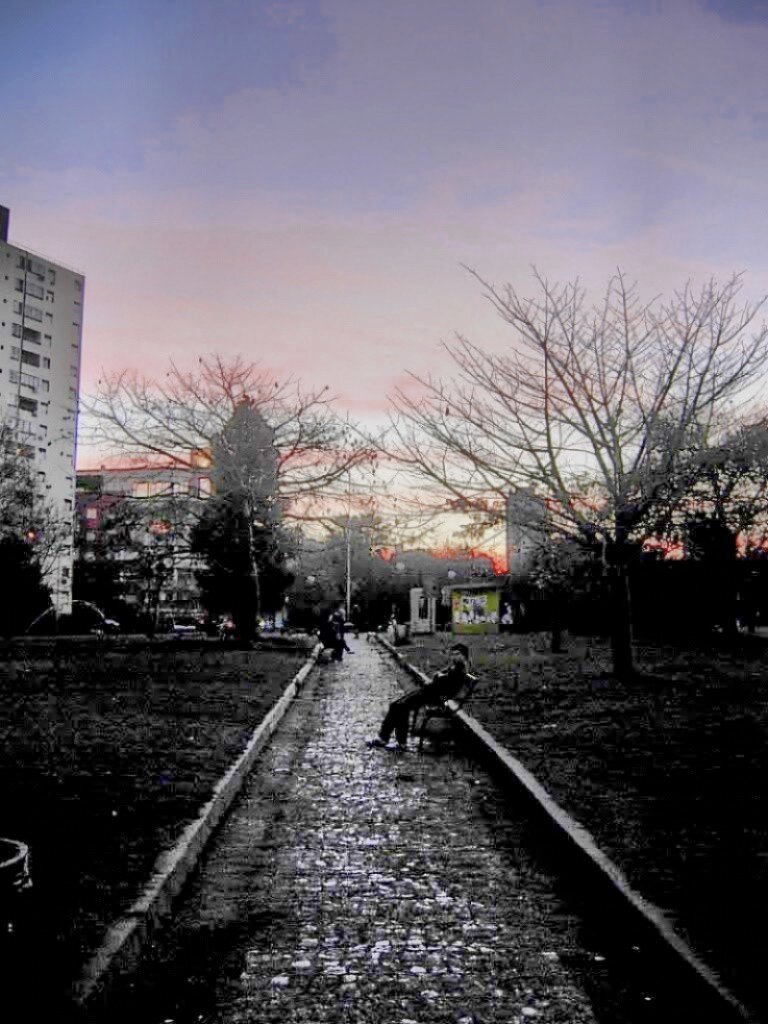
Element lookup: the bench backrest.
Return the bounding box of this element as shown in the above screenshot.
[453,672,478,707]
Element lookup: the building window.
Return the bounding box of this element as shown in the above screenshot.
[40,380,49,393]
[69,386,77,399]
[46,290,54,303]
[25,304,43,322]
[21,349,40,368]
[70,365,78,377]
[10,346,20,361]
[11,418,34,437]
[18,396,37,414]
[26,282,44,300]
[11,370,39,391]
[13,326,41,344]
[42,357,50,369]
[48,269,56,285]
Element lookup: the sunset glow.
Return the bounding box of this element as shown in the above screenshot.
[2,0,767,462]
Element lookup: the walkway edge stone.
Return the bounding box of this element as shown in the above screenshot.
[72,641,322,1010]
[376,635,754,1023]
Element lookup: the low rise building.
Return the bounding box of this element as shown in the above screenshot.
[76,461,212,627]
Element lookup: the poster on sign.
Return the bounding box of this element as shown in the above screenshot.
[451,587,501,635]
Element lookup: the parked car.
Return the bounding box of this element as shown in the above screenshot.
[91,618,120,636]
[167,618,200,636]
[0,837,32,940]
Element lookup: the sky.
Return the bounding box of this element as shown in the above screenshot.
[3,0,768,455]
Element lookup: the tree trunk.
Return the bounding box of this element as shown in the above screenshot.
[609,564,634,678]
[720,563,740,639]
[550,591,564,654]
[247,513,261,638]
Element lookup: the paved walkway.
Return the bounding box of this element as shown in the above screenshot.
[106,640,602,1024]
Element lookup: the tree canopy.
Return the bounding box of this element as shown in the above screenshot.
[388,269,768,673]
[83,354,370,523]
[191,402,292,637]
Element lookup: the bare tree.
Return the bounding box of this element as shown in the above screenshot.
[388,270,768,676]
[192,400,287,633]
[680,419,768,545]
[0,418,70,578]
[645,416,768,634]
[83,355,371,525]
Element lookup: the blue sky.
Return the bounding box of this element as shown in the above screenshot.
[3,0,768,436]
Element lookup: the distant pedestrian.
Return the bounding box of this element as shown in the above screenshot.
[331,607,350,661]
[366,642,471,752]
[319,614,337,656]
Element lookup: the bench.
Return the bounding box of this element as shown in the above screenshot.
[412,672,479,752]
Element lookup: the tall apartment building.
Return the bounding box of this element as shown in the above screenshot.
[506,489,548,575]
[0,205,84,613]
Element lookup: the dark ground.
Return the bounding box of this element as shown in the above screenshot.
[0,638,311,1012]
[3,630,766,1019]
[402,630,768,1020]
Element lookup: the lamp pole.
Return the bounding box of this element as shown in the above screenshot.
[345,526,352,620]
[344,470,352,620]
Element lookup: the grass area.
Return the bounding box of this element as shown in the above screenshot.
[403,630,768,1018]
[0,639,312,1008]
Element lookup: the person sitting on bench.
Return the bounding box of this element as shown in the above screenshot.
[367,642,471,752]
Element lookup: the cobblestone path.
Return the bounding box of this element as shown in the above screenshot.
[107,640,603,1024]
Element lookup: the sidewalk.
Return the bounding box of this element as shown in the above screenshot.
[105,639,602,1023]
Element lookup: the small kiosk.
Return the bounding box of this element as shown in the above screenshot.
[450,581,504,635]
[409,586,437,635]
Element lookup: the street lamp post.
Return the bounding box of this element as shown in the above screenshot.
[344,469,353,621]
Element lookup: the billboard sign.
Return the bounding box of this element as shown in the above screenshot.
[451,586,501,634]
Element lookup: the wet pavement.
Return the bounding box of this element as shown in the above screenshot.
[100,640,610,1024]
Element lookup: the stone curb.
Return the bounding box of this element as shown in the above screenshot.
[376,635,754,1023]
[73,642,322,1009]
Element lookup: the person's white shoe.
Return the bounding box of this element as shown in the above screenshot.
[386,739,406,753]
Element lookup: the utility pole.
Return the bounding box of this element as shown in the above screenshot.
[345,523,351,621]
[345,470,352,620]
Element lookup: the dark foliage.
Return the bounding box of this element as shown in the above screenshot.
[191,497,293,638]
[0,536,51,637]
